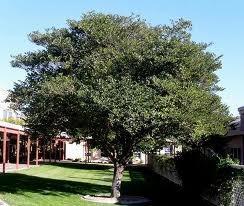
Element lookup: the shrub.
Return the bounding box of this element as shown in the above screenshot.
[152,155,175,171]
[174,149,219,195]
[174,150,244,205]
[150,150,244,205]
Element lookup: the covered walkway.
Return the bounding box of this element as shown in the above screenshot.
[0,121,38,173]
[0,121,68,174]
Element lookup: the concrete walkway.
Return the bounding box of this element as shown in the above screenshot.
[0,163,33,173]
[0,200,8,206]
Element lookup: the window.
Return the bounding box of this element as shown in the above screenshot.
[8,111,13,118]
[3,110,8,119]
[230,148,241,162]
[2,110,15,119]
[134,152,141,158]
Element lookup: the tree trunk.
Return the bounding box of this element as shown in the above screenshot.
[111,163,125,198]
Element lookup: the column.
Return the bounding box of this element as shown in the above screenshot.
[54,139,57,163]
[49,140,52,162]
[242,136,244,165]
[16,132,20,169]
[43,142,46,163]
[59,140,61,161]
[27,136,30,168]
[87,141,90,162]
[7,136,10,164]
[2,128,7,174]
[62,141,65,160]
[83,141,86,161]
[84,142,87,162]
[36,138,39,166]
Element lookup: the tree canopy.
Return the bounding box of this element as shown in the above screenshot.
[9,12,230,198]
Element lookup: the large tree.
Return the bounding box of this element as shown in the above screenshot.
[9,12,230,198]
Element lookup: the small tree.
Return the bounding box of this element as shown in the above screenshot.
[9,13,230,198]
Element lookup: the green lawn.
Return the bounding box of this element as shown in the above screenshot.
[0,163,212,206]
[0,163,145,206]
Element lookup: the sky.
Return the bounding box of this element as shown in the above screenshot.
[0,0,244,116]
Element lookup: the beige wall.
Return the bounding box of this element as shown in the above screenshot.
[65,141,86,160]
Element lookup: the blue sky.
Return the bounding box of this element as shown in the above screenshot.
[0,0,243,116]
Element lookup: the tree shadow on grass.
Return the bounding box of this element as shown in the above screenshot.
[0,173,110,197]
[121,166,146,197]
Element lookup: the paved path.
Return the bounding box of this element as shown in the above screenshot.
[0,200,8,206]
[0,163,27,173]
[0,163,32,173]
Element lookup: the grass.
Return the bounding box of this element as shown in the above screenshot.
[0,163,146,206]
[0,162,212,206]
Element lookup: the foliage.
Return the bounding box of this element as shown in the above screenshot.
[151,155,176,171]
[150,133,242,205]
[1,117,25,126]
[151,152,244,206]
[198,134,230,157]
[8,12,231,196]
[213,159,244,206]
[175,150,244,205]
[175,149,219,194]
[218,155,239,168]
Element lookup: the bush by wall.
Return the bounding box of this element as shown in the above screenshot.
[149,152,244,206]
[175,149,218,195]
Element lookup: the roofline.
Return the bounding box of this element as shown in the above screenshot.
[0,120,25,131]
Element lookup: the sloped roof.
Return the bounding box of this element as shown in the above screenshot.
[226,117,244,136]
